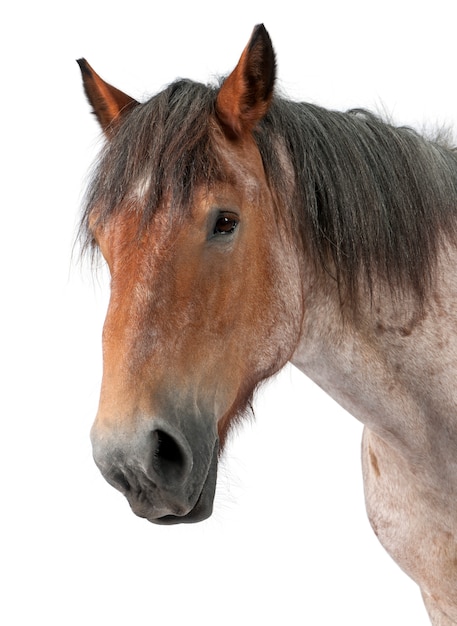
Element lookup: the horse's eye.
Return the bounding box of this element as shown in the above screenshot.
[214,215,239,236]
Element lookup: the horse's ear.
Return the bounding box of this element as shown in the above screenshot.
[216,24,276,139]
[77,59,139,137]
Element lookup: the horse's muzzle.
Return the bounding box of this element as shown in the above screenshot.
[91,417,218,524]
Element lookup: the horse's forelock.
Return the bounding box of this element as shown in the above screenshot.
[79,79,225,256]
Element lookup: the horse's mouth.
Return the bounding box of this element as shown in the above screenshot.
[152,491,212,525]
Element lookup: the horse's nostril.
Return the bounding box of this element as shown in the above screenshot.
[150,429,189,484]
[156,429,183,463]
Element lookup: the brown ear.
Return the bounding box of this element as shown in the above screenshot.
[216,24,276,139]
[77,59,139,136]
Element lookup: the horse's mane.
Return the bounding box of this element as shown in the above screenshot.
[81,78,457,304]
[256,98,457,303]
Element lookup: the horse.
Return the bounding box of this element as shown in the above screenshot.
[77,25,457,625]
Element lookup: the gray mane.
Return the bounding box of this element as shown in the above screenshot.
[256,98,457,302]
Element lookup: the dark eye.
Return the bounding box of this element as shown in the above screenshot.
[213,214,239,236]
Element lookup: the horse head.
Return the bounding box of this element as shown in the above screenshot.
[79,25,303,523]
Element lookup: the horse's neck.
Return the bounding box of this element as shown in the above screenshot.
[291,243,457,495]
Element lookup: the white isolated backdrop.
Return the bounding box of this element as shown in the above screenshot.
[2,1,455,624]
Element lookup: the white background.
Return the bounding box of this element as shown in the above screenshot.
[2,1,455,624]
